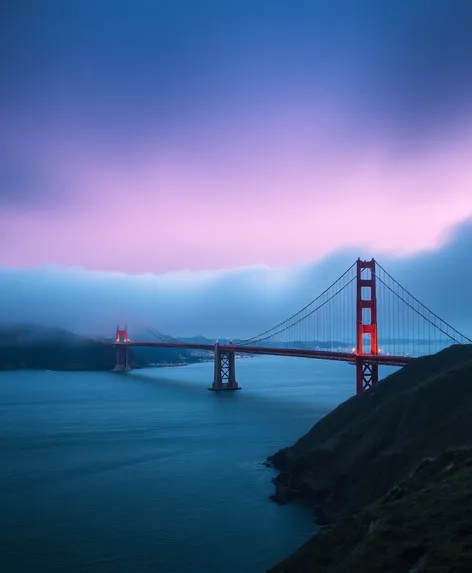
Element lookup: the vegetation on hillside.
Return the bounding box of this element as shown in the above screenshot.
[270,448,472,573]
[268,344,472,572]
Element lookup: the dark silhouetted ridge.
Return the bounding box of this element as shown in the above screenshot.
[0,324,202,370]
[268,344,472,572]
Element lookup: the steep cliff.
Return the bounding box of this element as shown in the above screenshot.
[268,344,472,571]
[269,447,472,572]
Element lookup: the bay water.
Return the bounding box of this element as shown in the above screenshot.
[0,356,393,572]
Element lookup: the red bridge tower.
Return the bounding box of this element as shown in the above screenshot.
[356,259,379,394]
[114,324,131,371]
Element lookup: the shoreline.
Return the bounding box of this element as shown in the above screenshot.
[264,459,333,526]
[0,358,211,372]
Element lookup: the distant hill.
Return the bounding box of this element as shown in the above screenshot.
[267,344,472,572]
[180,335,215,344]
[0,324,115,370]
[128,344,203,367]
[178,335,229,345]
[0,323,84,346]
[144,333,350,349]
[0,324,202,371]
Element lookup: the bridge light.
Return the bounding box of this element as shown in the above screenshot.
[351,347,356,353]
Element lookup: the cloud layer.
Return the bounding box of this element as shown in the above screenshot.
[1,1,472,272]
[1,218,471,340]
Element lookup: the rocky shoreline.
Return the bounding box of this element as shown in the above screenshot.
[265,344,472,572]
[265,460,332,525]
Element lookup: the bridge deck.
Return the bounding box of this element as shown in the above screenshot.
[111,341,411,367]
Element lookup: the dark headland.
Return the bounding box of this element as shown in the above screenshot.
[0,324,203,370]
[267,344,472,572]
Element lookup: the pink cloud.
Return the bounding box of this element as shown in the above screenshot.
[2,112,472,273]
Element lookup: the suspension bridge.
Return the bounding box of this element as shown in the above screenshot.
[112,258,471,395]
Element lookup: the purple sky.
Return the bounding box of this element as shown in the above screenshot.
[1,1,472,336]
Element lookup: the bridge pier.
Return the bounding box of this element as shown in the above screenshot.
[356,357,378,394]
[208,342,240,391]
[114,345,131,371]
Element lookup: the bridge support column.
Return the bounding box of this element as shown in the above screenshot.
[355,357,378,394]
[356,259,379,394]
[114,345,131,371]
[113,324,132,371]
[208,342,240,391]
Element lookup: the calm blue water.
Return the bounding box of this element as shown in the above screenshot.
[0,357,395,572]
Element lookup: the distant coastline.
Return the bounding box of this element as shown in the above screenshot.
[0,324,206,372]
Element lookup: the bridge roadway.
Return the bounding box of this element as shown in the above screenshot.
[111,341,411,368]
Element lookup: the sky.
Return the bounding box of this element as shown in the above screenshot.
[1,0,472,337]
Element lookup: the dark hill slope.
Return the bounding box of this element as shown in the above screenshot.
[0,324,198,370]
[269,345,472,522]
[269,447,472,573]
